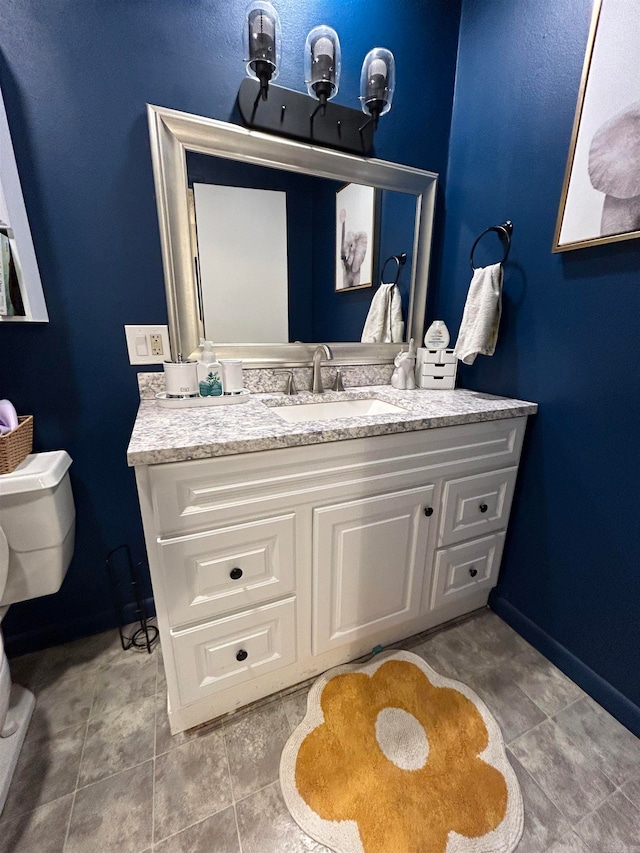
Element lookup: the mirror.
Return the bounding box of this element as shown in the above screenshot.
[147,104,437,365]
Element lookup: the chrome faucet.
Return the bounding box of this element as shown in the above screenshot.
[311,344,333,394]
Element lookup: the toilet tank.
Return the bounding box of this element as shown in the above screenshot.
[0,451,75,606]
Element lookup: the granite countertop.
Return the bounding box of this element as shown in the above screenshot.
[127,386,537,467]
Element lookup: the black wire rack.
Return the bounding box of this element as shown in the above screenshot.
[105,544,158,654]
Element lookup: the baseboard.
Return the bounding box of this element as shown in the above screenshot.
[4,597,157,659]
[490,593,640,738]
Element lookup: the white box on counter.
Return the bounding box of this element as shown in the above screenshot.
[415,347,458,390]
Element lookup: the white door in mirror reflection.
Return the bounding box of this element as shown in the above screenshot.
[193,183,288,343]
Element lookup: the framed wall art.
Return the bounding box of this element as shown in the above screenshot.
[553,0,640,252]
[335,182,376,290]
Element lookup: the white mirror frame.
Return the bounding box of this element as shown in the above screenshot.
[147,103,437,365]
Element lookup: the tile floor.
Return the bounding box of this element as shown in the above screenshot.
[2,609,640,852]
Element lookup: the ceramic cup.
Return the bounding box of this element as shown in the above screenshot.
[164,360,199,397]
[219,359,244,394]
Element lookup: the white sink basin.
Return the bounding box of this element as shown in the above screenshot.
[269,397,407,423]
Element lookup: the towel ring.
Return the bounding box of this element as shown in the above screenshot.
[469,220,513,270]
[380,252,407,286]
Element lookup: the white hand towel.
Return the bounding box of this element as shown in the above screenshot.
[361,283,405,343]
[454,263,503,365]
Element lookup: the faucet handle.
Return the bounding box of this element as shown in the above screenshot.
[275,370,297,395]
[332,368,345,392]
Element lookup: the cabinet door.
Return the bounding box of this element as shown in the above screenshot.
[313,485,435,655]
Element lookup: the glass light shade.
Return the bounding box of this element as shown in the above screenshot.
[360,48,395,118]
[304,25,341,102]
[244,1,281,82]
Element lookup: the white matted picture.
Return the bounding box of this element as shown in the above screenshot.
[553,0,640,252]
[336,182,375,290]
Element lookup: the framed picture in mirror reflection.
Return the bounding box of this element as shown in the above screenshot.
[336,183,377,291]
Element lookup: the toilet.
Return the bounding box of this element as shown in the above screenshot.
[0,451,75,813]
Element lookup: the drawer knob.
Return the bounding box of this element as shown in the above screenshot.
[479,504,488,514]
[230,567,243,580]
[236,649,248,662]
[424,506,434,517]
[469,567,478,577]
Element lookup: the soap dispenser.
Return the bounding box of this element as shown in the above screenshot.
[197,339,223,397]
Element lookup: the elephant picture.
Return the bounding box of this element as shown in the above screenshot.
[335,183,375,290]
[339,209,368,289]
[554,0,640,251]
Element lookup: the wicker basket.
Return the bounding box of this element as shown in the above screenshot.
[0,415,34,475]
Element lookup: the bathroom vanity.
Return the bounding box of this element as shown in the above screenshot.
[129,387,536,733]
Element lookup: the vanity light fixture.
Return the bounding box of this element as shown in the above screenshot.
[359,48,395,129]
[244,1,281,100]
[304,26,341,111]
[237,9,386,155]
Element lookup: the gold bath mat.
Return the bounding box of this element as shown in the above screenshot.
[280,651,523,853]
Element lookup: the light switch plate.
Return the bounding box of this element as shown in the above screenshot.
[124,324,171,365]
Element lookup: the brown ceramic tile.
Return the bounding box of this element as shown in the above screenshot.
[2,722,86,821]
[154,730,232,841]
[91,651,157,719]
[224,701,291,800]
[153,806,240,853]
[576,789,640,852]
[236,781,329,853]
[66,760,154,853]
[554,697,640,787]
[510,719,615,825]
[0,794,73,853]
[78,694,156,786]
[470,667,546,743]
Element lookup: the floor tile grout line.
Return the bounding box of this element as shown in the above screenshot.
[151,802,241,850]
[507,713,554,748]
[72,668,100,791]
[61,789,77,853]
[548,702,638,792]
[220,721,238,806]
[151,684,158,848]
[72,756,155,795]
[234,802,245,853]
[233,778,284,807]
[506,745,596,847]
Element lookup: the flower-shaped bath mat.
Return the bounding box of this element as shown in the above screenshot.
[280,650,523,853]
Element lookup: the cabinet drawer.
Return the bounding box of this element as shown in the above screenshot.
[430,533,505,610]
[158,514,296,626]
[171,597,296,705]
[439,467,517,546]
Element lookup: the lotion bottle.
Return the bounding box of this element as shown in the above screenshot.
[197,339,223,397]
[424,320,450,349]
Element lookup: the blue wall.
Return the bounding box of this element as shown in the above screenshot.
[436,0,640,731]
[0,0,461,652]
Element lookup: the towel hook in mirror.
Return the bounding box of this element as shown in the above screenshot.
[380,252,407,287]
[469,220,513,270]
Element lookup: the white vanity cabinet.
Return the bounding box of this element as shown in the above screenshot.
[135,415,527,733]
